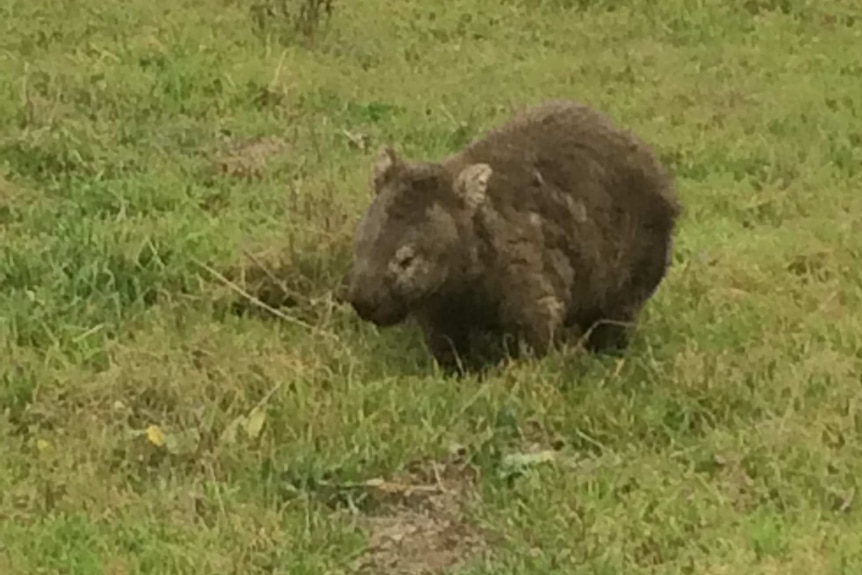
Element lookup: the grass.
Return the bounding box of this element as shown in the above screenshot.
[2,0,862,572]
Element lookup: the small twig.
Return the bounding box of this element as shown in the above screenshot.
[238,245,302,301]
[195,259,339,342]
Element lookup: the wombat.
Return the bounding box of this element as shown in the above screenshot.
[345,99,680,373]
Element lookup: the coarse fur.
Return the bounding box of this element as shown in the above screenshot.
[345,99,681,374]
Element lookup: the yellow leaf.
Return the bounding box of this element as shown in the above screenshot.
[146,424,165,447]
[36,438,52,453]
[244,407,266,439]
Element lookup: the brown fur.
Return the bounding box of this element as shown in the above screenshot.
[345,99,681,373]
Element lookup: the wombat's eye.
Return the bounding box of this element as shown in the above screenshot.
[398,254,415,269]
[393,246,417,272]
[394,247,416,270]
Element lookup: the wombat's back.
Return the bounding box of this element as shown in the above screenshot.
[444,99,679,325]
[445,99,679,222]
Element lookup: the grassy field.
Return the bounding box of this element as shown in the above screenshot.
[2,0,862,572]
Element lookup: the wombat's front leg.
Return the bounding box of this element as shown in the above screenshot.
[417,316,471,374]
[501,287,567,358]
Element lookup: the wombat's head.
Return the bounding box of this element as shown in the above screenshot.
[346,147,492,326]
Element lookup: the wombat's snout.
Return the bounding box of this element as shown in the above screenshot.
[345,281,379,321]
[348,294,376,322]
[346,283,407,327]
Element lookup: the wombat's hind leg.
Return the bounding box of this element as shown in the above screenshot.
[583,310,635,355]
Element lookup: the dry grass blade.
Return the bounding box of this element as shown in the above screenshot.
[238,246,306,303]
[195,259,340,342]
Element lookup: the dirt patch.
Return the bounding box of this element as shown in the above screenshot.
[349,456,491,574]
[211,135,288,181]
[354,501,487,574]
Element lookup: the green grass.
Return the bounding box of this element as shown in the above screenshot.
[2,0,862,572]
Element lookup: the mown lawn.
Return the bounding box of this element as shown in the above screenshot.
[1,0,861,573]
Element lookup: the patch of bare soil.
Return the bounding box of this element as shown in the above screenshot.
[349,455,492,575]
[211,135,288,180]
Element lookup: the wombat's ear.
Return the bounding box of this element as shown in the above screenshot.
[454,163,492,211]
[371,146,400,193]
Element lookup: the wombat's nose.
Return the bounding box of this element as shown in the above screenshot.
[349,296,376,321]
